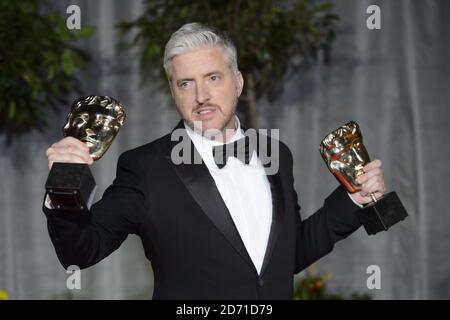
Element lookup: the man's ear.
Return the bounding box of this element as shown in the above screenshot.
[236,71,244,97]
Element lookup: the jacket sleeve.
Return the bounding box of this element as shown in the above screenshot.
[42,151,147,269]
[286,149,363,274]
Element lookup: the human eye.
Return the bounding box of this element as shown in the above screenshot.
[210,74,221,82]
[178,81,192,89]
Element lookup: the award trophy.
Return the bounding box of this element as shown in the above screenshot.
[320,121,408,235]
[45,96,126,211]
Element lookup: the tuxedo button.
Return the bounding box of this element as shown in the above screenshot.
[258,279,265,287]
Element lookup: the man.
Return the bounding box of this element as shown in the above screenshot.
[44,23,385,299]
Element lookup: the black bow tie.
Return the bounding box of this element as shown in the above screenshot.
[212,136,255,169]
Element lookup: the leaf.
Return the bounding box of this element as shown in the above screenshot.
[313,2,334,13]
[8,101,16,120]
[47,64,56,80]
[0,1,94,141]
[74,25,96,39]
[61,48,75,75]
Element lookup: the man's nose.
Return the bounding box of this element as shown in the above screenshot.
[195,82,211,105]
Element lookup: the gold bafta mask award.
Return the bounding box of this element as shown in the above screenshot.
[45,96,126,211]
[320,121,408,235]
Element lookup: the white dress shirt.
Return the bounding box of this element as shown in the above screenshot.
[184,117,273,274]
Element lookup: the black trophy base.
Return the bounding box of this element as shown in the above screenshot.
[359,191,408,235]
[45,162,95,211]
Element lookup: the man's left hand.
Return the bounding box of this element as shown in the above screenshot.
[349,159,386,205]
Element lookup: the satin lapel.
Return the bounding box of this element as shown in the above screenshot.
[164,121,256,272]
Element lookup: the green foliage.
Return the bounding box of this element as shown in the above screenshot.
[0,0,94,142]
[117,0,338,127]
[293,265,373,300]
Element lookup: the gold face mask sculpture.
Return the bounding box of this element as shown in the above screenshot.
[46,95,126,212]
[63,96,126,160]
[319,121,369,194]
[319,121,408,235]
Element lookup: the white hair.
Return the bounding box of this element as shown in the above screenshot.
[163,22,238,80]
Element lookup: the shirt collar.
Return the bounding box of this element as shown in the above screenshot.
[184,116,245,168]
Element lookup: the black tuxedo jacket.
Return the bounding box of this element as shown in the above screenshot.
[43,120,363,299]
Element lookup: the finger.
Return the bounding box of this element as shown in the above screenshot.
[362,176,382,194]
[48,153,88,164]
[357,167,383,184]
[363,159,382,173]
[64,145,93,163]
[359,191,384,203]
[361,177,385,196]
[354,192,373,204]
[54,137,89,151]
[45,147,53,157]
[47,145,93,164]
[371,191,384,201]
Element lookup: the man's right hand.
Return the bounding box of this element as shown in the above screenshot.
[46,137,94,170]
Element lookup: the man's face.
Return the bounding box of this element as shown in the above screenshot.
[169,46,243,137]
[63,106,121,160]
